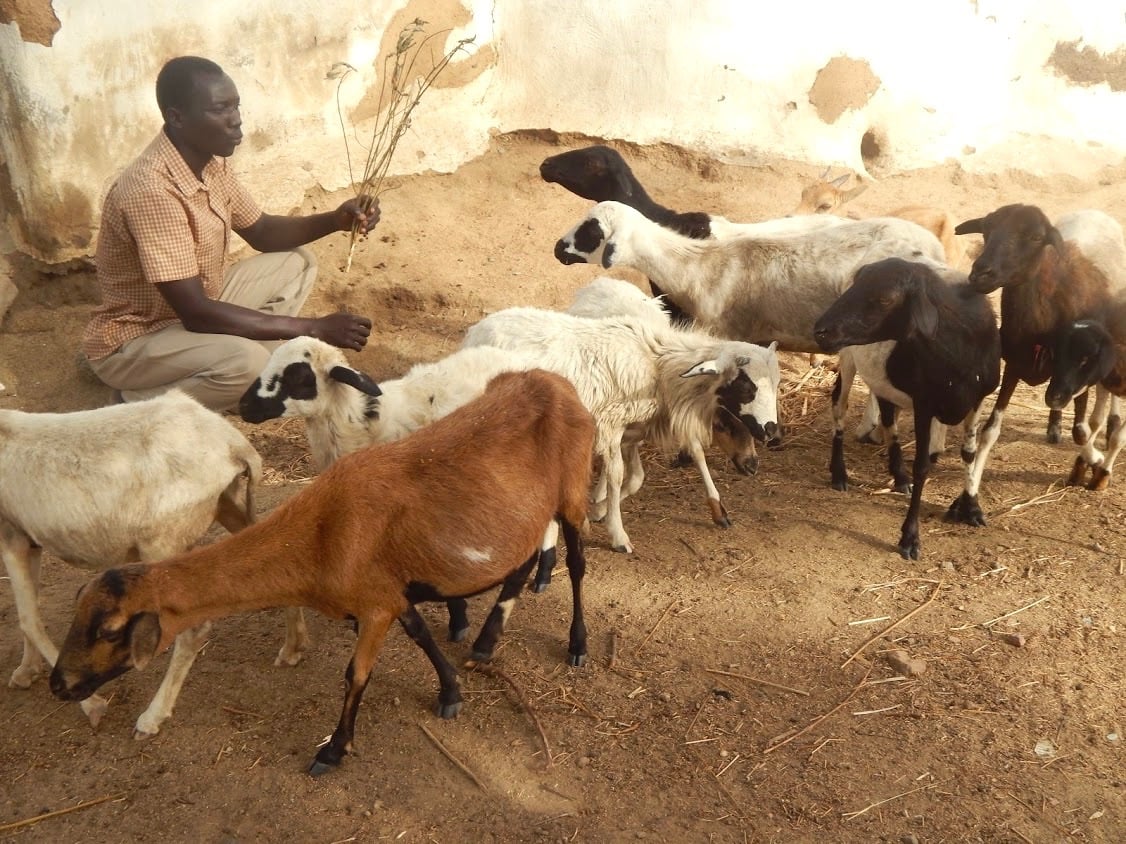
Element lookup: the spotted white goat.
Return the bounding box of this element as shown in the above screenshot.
[0,390,306,738]
[462,307,781,553]
[238,339,565,609]
[555,200,948,448]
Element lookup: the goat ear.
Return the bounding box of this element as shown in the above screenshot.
[1047,225,1066,256]
[842,182,868,201]
[600,242,617,269]
[329,366,383,397]
[613,168,634,199]
[830,174,850,188]
[906,276,940,339]
[128,613,162,671]
[766,340,779,352]
[681,359,719,378]
[954,217,984,235]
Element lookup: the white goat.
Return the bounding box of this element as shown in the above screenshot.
[0,390,306,738]
[462,307,780,553]
[555,200,948,446]
[238,339,565,605]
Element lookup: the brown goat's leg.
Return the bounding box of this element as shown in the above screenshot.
[1070,390,1090,445]
[399,607,463,718]
[309,610,394,776]
[530,520,561,594]
[445,599,469,642]
[561,520,588,667]
[469,552,540,663]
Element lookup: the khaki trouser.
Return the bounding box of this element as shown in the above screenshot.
[90,247,317,412]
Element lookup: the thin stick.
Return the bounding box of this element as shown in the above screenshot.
[684,697,707,739]
[842,783,937,820]
[841,581,942,668]
[950,595,1051,631]
[848,616,891,626]
[419,723,488,792]
[764,668,871,755]
[470,663,553,768]
[1009,827,1035,844]
[705,668,810,697]
[852,704,902,716]
[0,792,126,833]
[635,599,679,655]
[608,628,620,669]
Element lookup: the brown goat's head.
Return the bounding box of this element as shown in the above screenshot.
[792,169,869,215]
[955,204,1066,295]
[49,567,161,703]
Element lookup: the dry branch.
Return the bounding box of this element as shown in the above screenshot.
[0,792,126,834]
[841,580,942,668]
[419,723,488,792]
[469,662,553,768]
[332,19,475,271]
[704,668,810,697]
[763,668,872,755]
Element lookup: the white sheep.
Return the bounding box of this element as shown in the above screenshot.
[462,307,781,553]
[565,275,766,498]
[555,200,948,446]
[0,390,307,738]
[238,338,564,604]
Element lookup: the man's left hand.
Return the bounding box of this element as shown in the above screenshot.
[336,196,381,236]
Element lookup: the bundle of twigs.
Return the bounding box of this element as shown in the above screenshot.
[330,18,475,271]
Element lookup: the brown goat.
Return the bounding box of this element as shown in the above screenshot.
[948,204,1121,525]
[792,169,966,270]
[50,369,597,775]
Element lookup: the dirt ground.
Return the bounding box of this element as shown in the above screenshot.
[2,131,1125,843]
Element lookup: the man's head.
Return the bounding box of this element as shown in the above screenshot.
[156,56,243,160]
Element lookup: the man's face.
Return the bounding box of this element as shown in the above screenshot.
[170,72,243,159]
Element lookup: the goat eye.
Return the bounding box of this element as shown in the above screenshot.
[818,204,832,212]
[100,628,124,644]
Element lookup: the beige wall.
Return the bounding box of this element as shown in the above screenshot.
[2,0,1124,265]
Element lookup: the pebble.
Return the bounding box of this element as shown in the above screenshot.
[885,649,927,677]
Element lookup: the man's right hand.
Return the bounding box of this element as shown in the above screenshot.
[311,312,372,351]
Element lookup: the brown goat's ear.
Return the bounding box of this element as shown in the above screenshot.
[842,182,869,201]
[1047,226,1066,256]
[128,613,162,671]
[954,217,985,235]
[329,366,383,397]
[830,174,851,188]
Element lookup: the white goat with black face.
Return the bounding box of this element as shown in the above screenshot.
[463,306,780,553]
[238,338,564,612]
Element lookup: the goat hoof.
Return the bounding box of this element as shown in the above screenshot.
[831,479,848,493]
[1066,457,1089,487]
[568,653,587,668]
[8,668,38,690]
[893,482,912,495]
[1072,426,1090,446]
[897,541,920,561]
[307,759,338,777]
[1046,426,1062,444]
[467,650,494,664]
[945,492,986,527]
[670,451,693,469]
[1087,466,1111,492]
[436,701,463,720]
[928,451,940,465]
[766,436,784,450]
[132,726,158,741]
[734,456,759,476]
[857,429,881,445]
[448,626,469,643]
[529,579,551,594]
[611,543,633,554]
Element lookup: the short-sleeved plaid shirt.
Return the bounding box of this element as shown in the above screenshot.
[82,130,263,360]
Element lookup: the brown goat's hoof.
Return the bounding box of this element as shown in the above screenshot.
[1046,426,1062,444]
[1087,466,1111,492]
[529,580,551,594]
[708,500,730,527]
[436,701,463,719]
[569,653,587,668]
[448,626,469,643]
[307,759,338,777]
[1066,456,1089,487]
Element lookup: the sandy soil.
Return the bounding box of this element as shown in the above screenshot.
[1,130,1125,843]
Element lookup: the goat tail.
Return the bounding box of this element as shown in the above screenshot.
[241,448,264,525]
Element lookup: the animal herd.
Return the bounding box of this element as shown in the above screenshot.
[4,144,1126,776]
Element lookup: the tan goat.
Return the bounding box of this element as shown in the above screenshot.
[793,168,965,270]
[50,369,596,776]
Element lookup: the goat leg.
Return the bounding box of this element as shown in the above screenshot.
[399,607,463,719]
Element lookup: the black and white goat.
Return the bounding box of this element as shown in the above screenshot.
[814,258,1000,559]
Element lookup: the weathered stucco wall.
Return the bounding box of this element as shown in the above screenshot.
[2,0,1125,265]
